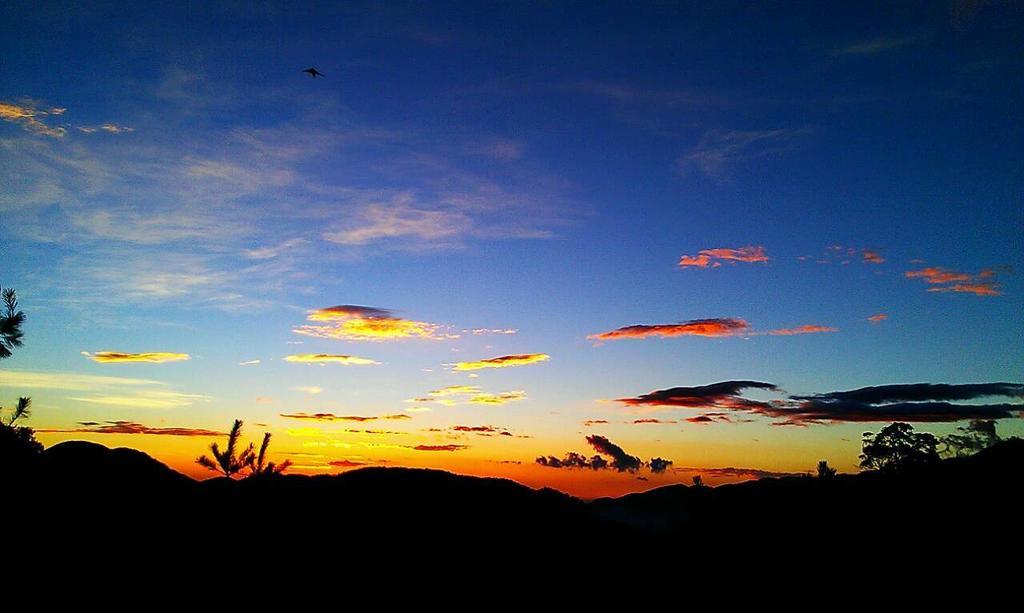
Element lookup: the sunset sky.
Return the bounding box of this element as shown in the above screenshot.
[2,1,1022,498]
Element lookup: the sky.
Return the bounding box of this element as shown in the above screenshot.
[1,1,1022,498]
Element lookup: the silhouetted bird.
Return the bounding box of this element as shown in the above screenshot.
[303,68,324,78]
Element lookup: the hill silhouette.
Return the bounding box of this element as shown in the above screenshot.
[11,438,1024,550]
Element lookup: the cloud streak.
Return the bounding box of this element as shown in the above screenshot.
[0,100,67,137]
[280,413,412,422]
[766,325,838,336]
[589,318,750,341]
[453,353,550,371]
[678,246,769,268]
[905,267,1002,296]
[284,354,380,365]
[411,444,468,452]
[39,421,224,437]
[618,380,1023,426]
[82,351,191,364]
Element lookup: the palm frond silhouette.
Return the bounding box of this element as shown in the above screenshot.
[196,419,255,478]
[2,397,31,427]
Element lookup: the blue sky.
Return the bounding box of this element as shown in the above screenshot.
[2,1,1022,495]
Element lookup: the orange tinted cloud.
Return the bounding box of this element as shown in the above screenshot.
[588,318,749,341]
[862,250,885,264]
[0,100,67,137]
[280,412,411,422]
[905,267,1002,296]
[284,354,380,365]
[295,304,453,341]
[678,246,768,268]
[767,325,838,336]
[83,351,190,364]
[412,444,468,452]
[453,353,550,371]
[928,283,1001,297]
[905,267,972,284]
[867,314,888,323]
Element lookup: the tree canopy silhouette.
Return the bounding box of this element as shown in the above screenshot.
[816,460,837,479]
[860,422,939,472]
[1,285,25,359]
[196,419,255,479]
[941,419,1000,458]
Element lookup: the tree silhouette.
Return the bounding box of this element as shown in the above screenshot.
[692,475,704,488]
[1,286,25,359]
[196,419,255,479]
[248,432,292,477]
[0,285,40,465]
[816,460,837,479]
[941,419,1000,458]
[860,422,939,472]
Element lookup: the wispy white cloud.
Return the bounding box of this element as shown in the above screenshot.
[0,369,208,409]
[833,35,920,56]
[679,128,807,180]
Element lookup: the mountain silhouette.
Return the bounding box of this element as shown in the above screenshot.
[11,438,1024,552]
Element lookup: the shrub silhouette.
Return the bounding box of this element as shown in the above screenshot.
[196,419,255,479]
[1,397,43,464]
[860,422,939,472]
[248,432,292,477]
[692,475,704,488]
[816,460,837,479]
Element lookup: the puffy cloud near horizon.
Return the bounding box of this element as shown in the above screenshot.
[589,318,750,341]
[294,304,455,341]
[453,353,550,371]
[905,267,1002,296]
[536,435,670,474]
[284,354,380,365]
[678,246,769,268]
[82,351,191,364]
[38,420,224,437]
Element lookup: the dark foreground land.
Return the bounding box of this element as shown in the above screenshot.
[10,439,1024,552]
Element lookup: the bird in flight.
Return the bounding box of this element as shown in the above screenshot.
[303,68,324,78]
